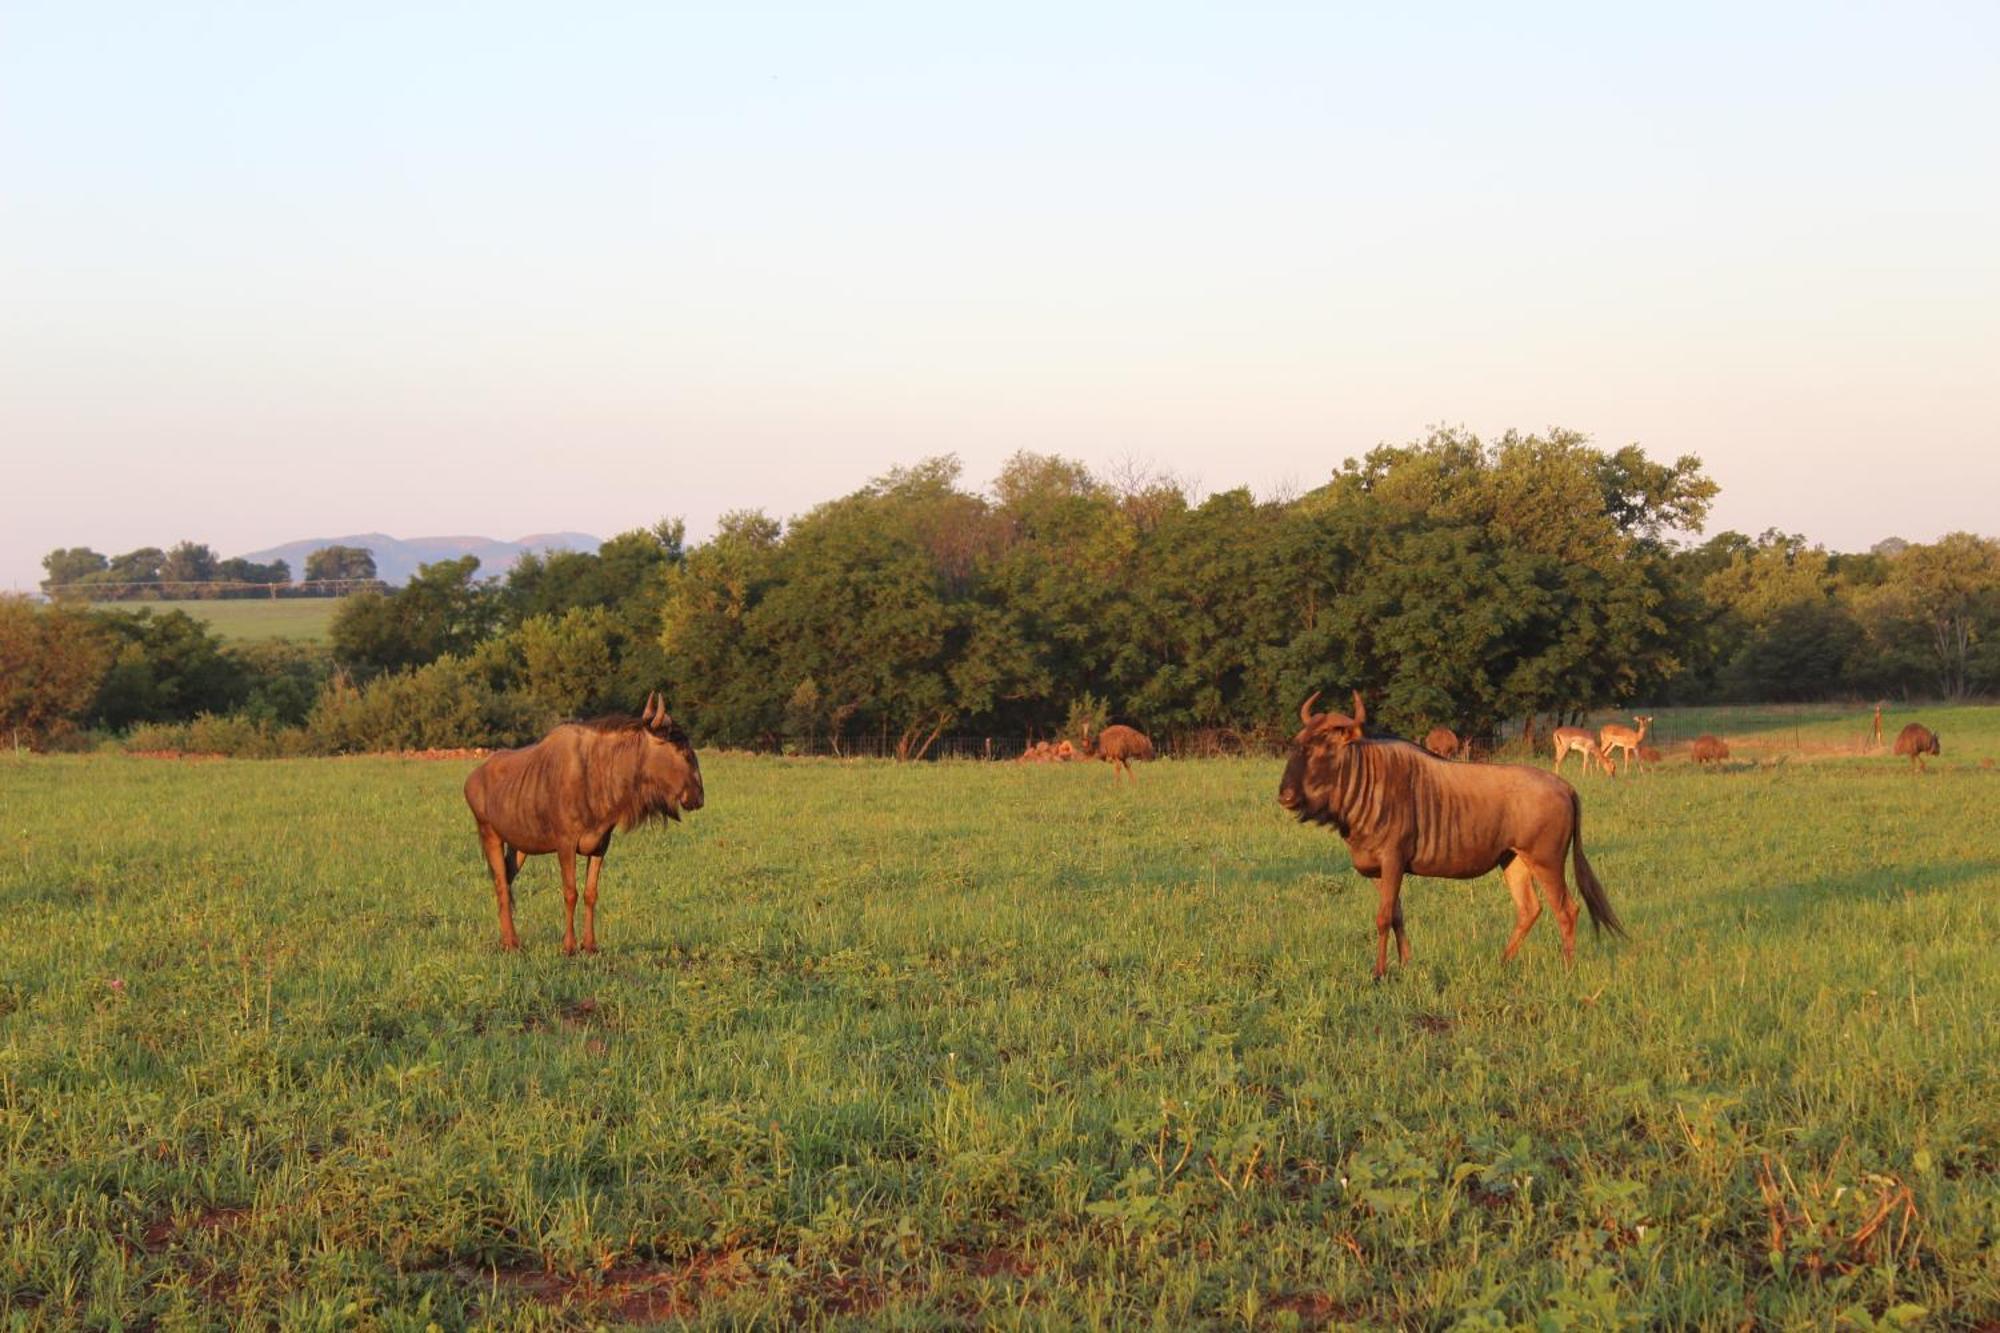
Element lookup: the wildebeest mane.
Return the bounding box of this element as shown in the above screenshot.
[577,711,693,747]
[494,720,685,832]
[578,712,646,733]
[1283,735,1433,835]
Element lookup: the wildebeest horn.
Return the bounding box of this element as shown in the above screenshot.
[1300,691,1322,726]
[1351,690,1367,727]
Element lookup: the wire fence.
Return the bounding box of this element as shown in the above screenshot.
[45,578,385,601]
[729,729,1290,761]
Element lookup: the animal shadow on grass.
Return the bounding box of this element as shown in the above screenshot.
[1704,858,2000,926]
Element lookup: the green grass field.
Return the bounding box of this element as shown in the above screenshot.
[3,721,1997,1327]
[88,598,343,643]
[1575,702,1996,765]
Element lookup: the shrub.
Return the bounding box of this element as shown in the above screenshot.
[186,712,306,758]
[229,641,335,728]
[123,720,194,753]
[306,657,535,753]
[0,595,114,748]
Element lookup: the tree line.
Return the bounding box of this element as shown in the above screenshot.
[6,429,1997,754]
[39,543,380,599]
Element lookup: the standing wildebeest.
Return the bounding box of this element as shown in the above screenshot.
[1422,726,1460,759]
[463,692,704,953]
[1082,722,1155,781]
[1280,691,1624,978]
[1551,725,1614,776]
[1893,722,1940,772]
[1691,734,1730,765]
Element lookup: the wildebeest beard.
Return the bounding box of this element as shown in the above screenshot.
[1279,741,1355,835]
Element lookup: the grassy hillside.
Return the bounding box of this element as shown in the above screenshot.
[88,597,343,643]
[1,739,1995,1326]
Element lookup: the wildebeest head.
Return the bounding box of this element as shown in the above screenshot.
[639,692,704,814]
[1278,689,1369,824]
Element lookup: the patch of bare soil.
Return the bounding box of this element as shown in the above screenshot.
[135,1205,254,1305]
[461,1241,1050,1322]
[1266,1291,1366,1328]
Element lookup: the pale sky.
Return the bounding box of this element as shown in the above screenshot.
[4,1,1996,591]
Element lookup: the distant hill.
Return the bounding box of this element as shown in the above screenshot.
[234,532,601,586]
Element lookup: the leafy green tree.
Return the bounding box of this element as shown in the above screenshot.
[88,608,248,728]
[215,556,290,591]
[305,545,378,583]
[104,547,166,594]
[0,596,114,746]
[229,641,333,726]
[746,465,969,757]
[329,556,498,678]
[658,510,786,743]
[509,607,618,724]
[502,521,682,707]
[1112,488,1292,733]
[1697,531,1860,700]
[981,452,1136,732]
[306,656,533,753]
[1283,429,1713,739]
[1852,533,2000,699]
[160,541,219,588]
[39,547,108,595]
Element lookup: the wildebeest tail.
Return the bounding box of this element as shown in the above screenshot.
[1569,789,1626,938]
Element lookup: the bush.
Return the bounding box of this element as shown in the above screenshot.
[229,641,334,728]
[123,720,194,753]
[306,657,535,753]
[121,714,309,757]
[188,712,308,758]
[88,608,246,728]
[1,595,113,748]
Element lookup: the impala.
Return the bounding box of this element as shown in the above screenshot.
[1599,715,1654,774]
[1551,726,1613,776]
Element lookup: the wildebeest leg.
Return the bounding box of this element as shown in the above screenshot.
[1373,860,1408,978]
[557,848,580,956]
[479,825,521,951]
[581,852,604,954]
[1500,857,1541,961]
[1525,854,1579,963]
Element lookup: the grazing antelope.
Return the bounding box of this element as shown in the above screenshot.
[1551,726,1614,776]
[1599,715,1654,774]
[1422,726,1461,759]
